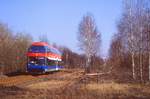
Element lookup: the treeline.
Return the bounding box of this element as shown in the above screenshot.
[0,23,32,74]
[61,47,103,71]
[108,0,150,82]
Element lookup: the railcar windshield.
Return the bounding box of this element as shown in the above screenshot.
[28,46,46,53]
[28,45,62,54]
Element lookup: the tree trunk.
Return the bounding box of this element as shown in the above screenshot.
[85,56,91,73]
[149,52,150,81]
[66,52,68,68]
[140,52,143,82]
[131,52,136,80]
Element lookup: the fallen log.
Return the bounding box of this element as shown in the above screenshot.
[86,71,111,76]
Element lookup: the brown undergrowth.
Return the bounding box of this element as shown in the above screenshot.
[0,70,150,99]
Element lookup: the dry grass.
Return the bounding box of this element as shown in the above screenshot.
[26,80,68,89]
[84,82,150,98]
[1,82,150,99]
[1,70,150,99]
[86,82,129,94]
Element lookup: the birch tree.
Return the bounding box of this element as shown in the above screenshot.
[118,0,149,81]
[147,9,150,81]
[118,0,137,80]
[144,1,150,81]
[133,0,148,82]
[78,13,101,73]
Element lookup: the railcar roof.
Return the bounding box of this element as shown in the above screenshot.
[30,42,62,55]
[31,42,49,46]
[31,42,55,48]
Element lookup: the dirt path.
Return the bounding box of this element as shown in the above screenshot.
[0,69,84,89]
[25,69,84,90]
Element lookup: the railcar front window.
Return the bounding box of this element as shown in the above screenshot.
[28,46,46,53]
[29,57,45,65]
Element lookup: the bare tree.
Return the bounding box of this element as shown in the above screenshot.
[144,0,150,81]
[108,33,131,80]
[14,33,32,72]
[133,0,148,82]
[116,0,150,81]
[147,9,150,81]
[0,22,32,74]
[118,0,137,80]
[78,13,101,73]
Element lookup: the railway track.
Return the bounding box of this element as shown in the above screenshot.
[0,69,84,88]
[24,70,84,89]
[0,75,37,87]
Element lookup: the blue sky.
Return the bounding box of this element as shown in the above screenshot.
[0,0,122,57]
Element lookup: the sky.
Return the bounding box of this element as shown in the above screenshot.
[0,0,122,58]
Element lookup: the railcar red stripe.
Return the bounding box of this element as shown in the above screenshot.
[27,52,61,59]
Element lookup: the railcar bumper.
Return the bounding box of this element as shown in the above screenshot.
[27,64,63,73]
